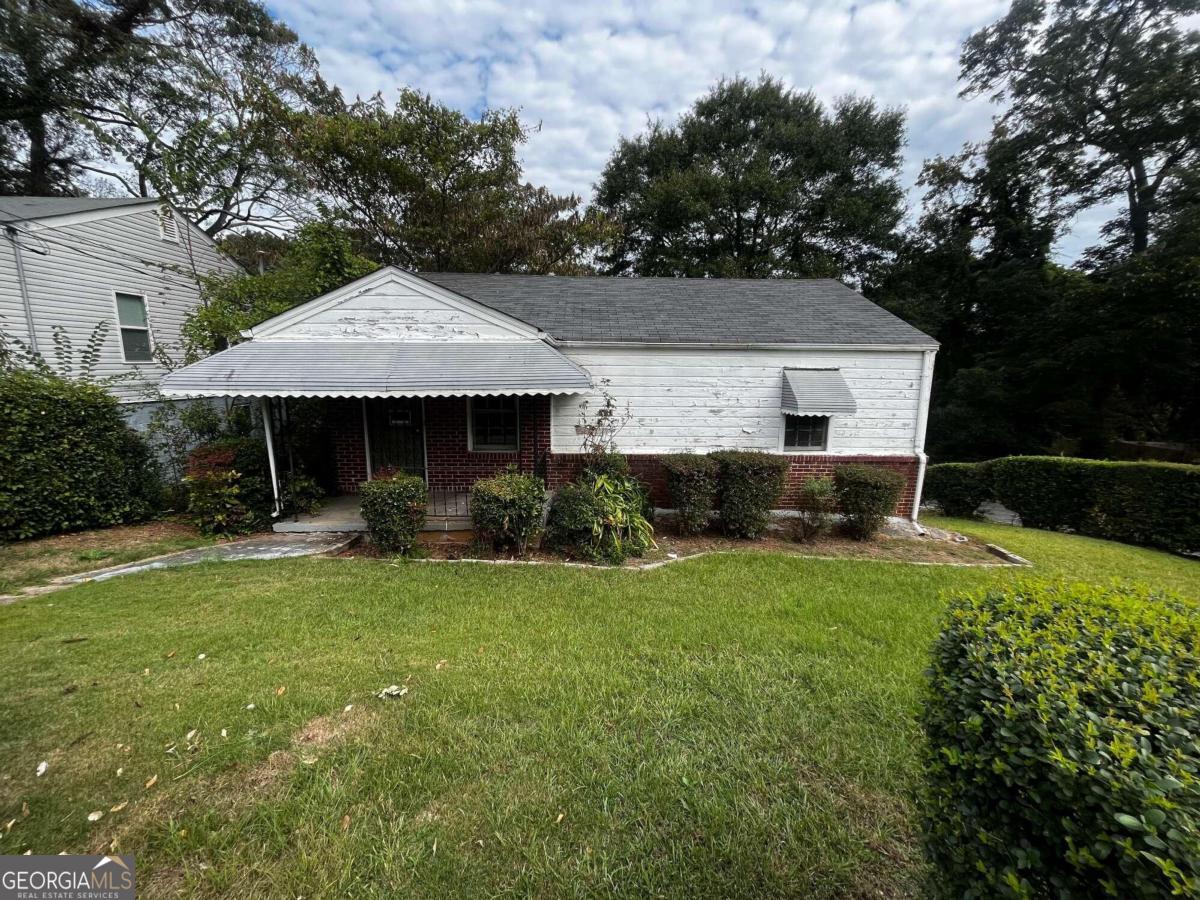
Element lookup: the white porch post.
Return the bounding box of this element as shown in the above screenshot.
[361,398,373,480]
[260,396,282,516]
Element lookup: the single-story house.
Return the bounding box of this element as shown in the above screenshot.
[160,266,937,522]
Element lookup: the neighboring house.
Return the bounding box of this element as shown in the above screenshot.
[161,266,937,520]
[0,196,241,425]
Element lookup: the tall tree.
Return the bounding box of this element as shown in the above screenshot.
[288,90,607,273]
[961,0,1200,255]
[593,75,907,282]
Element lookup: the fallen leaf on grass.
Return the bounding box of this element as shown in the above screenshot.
[4,819,14,833]
[275,685,286,697]
[185,729,197,741]
[245,703,255,710]
[35,762,47,777]
[435,660,447,670]
[110,801,127,813]
[144,774,158,789]
[21,802,29,818]
[165,650,176,659]
[555,813,565,824]
[115,768,123,777]
[220,729,227,739]
[197,653,206,660]
[375,685,408,700]
[343,704,353,713]
[86,811,103,823]
[341,814,351,834]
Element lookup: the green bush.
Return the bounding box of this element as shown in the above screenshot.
[923,462,990,517]
[284,472,325,516]
[582,451,653,522]
[0,369,161,540]
[470,470,547,556]
[922,580,1200,898]
[661,453,719,534]
[359,472,428,555]
[792,476,835,543]
[710,450,789,539]
[185,470,252,535]
[833,464,905,540]
[183,437,273,534]
[546,470,654,565]
[988,456,1200,553]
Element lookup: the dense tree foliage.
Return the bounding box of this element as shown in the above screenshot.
[287,90,609,273]
[593,75,906,282]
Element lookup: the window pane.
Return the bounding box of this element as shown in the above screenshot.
[121,328,153,361]
[784,415,827,450]
[116,293,147,328]
[471,397,518,450]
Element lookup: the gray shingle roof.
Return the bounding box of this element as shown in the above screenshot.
[421,273,935,347]
[159,340,592,399]
[0,196,156,223]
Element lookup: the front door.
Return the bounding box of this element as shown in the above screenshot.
[366,398,426,478]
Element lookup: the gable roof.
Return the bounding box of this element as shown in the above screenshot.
[0,196,156,224]
[421,273,936,348]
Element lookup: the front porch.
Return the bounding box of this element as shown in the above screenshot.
[272,489,474,536]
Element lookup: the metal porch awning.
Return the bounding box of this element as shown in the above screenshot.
[781,368,857,416]
[159,340,593,398]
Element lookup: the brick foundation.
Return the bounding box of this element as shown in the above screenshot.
[329,396,920,517]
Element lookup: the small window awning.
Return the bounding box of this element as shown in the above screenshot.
[159,340,592,399]
[781,368,857,416]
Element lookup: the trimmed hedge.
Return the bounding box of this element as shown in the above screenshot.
[922,580,1200,898]
[988,456,1200,553]
[833,464,904,540]
[923,462,990,517]
[0,369,160,540]
[470,470,547,556]
[359,472,428,555]
[710,450,789,539]
[661,453,719,534]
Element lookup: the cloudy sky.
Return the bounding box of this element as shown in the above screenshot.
[268,0,1105,262]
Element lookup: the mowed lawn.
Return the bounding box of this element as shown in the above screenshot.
[0,520,1195,898]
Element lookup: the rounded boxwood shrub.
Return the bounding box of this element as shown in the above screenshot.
[470,470,547,556]
[0,369,161,540]
[359,472,428,555]
[923,462,991,517]
[833,464,905,540]
[661,453,719,534]
[710,450,789,539]
[922,580,1200,898]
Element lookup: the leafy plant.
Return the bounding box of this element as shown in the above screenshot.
[359,472,428,555]
[283,472,325,516]
[922,580,1200,898]
[546,468,654,565]
[710,451,789,539]
[923,462,991,517]
[470,469,547,556]
[833,464,904,540]
[792,476,835,543]
[662,453,720,535]
[185,470,252,536]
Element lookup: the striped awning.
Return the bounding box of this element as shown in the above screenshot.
[160,340,592,399]
[781,368,857,416]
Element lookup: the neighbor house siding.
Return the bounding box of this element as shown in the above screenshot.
[0,208,239,402]
[550,347,924,456]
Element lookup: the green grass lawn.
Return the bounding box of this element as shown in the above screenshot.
[0,520,1194,898]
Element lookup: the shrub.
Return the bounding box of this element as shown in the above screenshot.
[833,464,905,540]
[470,470,547,556]
[583,451,653,521]
[792,476,835,543]
[284,472,325,516]
[0,369,161,540]
[546,471,654,564]
[661,454,719,534]
[922,580,1200,898]
[185,470,251,535]
[923,462,990,517]
[988,455,1200,553]
[359,472,427,555]
[710,450,789,539]
[184,436,273,534]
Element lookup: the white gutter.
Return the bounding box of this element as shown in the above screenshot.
[4,226,39,354]
[910,349,937,521]
[555,340,940,352]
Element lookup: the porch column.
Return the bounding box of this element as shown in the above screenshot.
[260,396,282,516]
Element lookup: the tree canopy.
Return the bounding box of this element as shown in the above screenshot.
[592,75,907,282]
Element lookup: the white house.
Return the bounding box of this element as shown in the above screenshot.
[160,266,937,520]
[0,196,241,425]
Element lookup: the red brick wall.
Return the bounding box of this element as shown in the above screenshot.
[329,396,919,517]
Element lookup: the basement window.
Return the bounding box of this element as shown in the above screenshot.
[115,292,154,362]
[783,414,828,451]
[469,396,519,452]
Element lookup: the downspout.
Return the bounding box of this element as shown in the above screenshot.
[5,225,39,354]
[361,398,373,480]
[910,349,937,522]
[260,396,282,517]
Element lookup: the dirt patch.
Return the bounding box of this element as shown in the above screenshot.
[293,706,372,749]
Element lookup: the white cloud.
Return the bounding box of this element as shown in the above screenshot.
[268,0,1096,258]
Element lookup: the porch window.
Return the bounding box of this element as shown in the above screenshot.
[115,292,153,362]
[783,414,828,451]
[469,396,519,452]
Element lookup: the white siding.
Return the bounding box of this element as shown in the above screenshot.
[0,208,239,401]
[263,277,535,342]
[552,346,924,456]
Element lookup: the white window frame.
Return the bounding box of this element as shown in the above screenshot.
[112,290,155,364]
[157,205,179,243]
[780,413,831,454]
[467,396,520,453]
